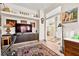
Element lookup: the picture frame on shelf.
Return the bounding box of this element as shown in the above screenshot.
[62,8,78,23]
[30,22,35,28]
[6,19,17,27]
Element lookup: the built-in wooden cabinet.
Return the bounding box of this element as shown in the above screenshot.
[1,35,11,46]
[64,40,79,56]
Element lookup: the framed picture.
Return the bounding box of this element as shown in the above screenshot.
[6,19,17,27]
[62,8,78,23]
[21,20,27,24]
[30,22,35,27]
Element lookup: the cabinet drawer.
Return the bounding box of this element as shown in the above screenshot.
[65,47,79,56]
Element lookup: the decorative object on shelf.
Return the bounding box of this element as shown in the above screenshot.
[33,14,39,18]
[30,22,35,27]
[20,11,29,16]
[6,19,17,27]
[58,23,62,27]
[41,18,44,24]
[72,34,79,40]
[35,14,39,17]
[4,24,11,34]
[21,20,27,24]
[2,3,10,12]
[62,8,78,23]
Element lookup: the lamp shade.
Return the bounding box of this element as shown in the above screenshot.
[4,24,12,34]
[4,24,12,28]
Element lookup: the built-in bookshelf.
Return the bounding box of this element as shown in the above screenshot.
[1,4,40,20]
[1,11,40,20]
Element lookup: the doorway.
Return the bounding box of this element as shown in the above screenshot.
[46,14,63,51]
[46,17,56,41]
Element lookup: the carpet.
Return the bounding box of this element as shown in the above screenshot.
[17,44,59,56]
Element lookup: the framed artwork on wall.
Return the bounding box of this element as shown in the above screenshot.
[62,8,78,23]
[21,20,27,24]
[30,22,35,27]
[6,19,17,27]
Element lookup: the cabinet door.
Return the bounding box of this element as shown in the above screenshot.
[2,36,11,46]
[64,40,79,56]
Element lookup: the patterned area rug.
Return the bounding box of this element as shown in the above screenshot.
[17,44,59,56]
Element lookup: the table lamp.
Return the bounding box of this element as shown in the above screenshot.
[4,24,12,35]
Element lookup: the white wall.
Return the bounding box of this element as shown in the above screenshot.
[39,10,45,41]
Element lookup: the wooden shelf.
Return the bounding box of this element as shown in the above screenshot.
[1,11,40,20]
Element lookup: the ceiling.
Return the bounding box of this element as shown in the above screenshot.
[14,3,61,13]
